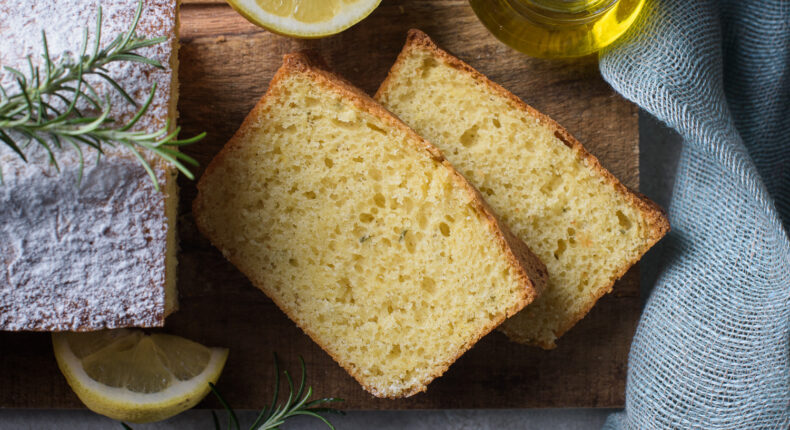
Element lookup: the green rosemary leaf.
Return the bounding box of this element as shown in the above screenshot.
[41,32,52,83]
[0,130,25,162]
[155,145,199,167]
[295,356,307,402]
[55,116,99,126]
[92,6,103,60]
[0,104,29,123]
[173,149,199,167]
[118,1,144,52]
[269,353,281,414]
[77,30,90,79]
[212,410,222,430]
[121,126,168,141]
[209,383,240,430]
[49,93,81,117]
[16,79,33,119]
[56,85,101,111]
[154,125,184,145]
[291,386,313,412]
[248,407,269,430]
[169,131,207,146]
[70,134,103,152]
[77,78,104,108]
[39,99,63,119]
[3,66,26,83]
[126,36,168,50]
[0,86,8,107]
[78,82,108,116]
[95,71,137,107]
[4,110,32,128]
[92,143,103,165]
[50,132,63,150]
[27,57,38,95]
[109,53,163,68]
[125,143,159,190]
[29,131,59,172]
[119,85,156,131]
[283,369,296,411]
[144,146,196,180]
[68,138,86,185]
[103,34,126,54]
[60,104,111,136]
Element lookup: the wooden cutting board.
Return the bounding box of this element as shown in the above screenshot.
[0,0,640,410]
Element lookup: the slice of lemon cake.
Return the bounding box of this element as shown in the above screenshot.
[193,53,547,397]
[0,0,180,331]
[375,29,669,349]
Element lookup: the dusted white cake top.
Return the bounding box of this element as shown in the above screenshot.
[0,0,178,330]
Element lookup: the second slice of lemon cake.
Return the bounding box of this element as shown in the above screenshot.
[376,30,669,349]
[193,53,547,397]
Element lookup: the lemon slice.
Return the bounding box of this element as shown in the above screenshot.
[227,0,382,38]
[53,330,228,424]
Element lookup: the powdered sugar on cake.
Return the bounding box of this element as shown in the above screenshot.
[0,0,178,330]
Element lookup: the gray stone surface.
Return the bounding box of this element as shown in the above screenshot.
[0,409,616,429]
[0,111,682,429]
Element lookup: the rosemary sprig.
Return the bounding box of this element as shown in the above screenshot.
[211,355,344,430]
[121,355,343,430]
[0,0,204,190]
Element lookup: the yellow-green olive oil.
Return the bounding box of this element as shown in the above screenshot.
[469,0,645,58]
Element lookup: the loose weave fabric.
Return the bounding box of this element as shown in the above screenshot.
[599,0,790,428]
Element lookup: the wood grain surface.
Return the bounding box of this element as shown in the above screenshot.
[0,0,640,410]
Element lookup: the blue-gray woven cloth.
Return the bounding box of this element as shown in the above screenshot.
[598,0,790,428]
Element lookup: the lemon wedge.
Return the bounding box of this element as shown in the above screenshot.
[226,0,382,38]
[53,330,228,424]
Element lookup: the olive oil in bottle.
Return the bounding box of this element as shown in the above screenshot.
[469,0,645,58]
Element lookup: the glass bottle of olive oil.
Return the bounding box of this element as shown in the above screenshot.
[469,0,645,58]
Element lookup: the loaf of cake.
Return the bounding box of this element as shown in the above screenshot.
[375,29,669,349]
[193,52,547,397]
[0,0,180,330]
